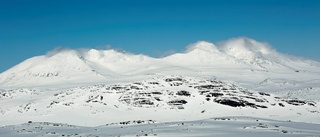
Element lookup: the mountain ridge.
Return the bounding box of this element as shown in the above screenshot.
[0,37,319,87]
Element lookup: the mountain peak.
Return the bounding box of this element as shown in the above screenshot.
[219,37,275,56]
[185,41,219,53]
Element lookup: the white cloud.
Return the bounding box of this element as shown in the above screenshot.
[44,37,279,60]
[45,44,115,57]
[216,37,276,55]
[45,46,73,57]
[184,41,218,53]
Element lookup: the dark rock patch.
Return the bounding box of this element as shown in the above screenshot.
[308,102,316,106]
[154,97,162,101]
[214,98,246,107]
[278,103,285,107]
[165,78,184,82]
[199,91,210,95]
[168,100,188,105]
[214,98,267,109]
[259,92,270,96]
[209,92,224,97]
[284,99,306,106]
[194,85,223,90]
[176,90,191,96]
[134,99,154,106]
[151,91,162,95]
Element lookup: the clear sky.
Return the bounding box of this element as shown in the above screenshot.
[0,0,320,73]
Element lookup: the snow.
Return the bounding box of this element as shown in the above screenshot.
[1,37,319,88]
[185,41,220,53]
[218,37,274,56]
[0,37,320,136]
[1,117,319,137]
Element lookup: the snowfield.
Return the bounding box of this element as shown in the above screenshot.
[0,37,319,136]
[1,117,320,137]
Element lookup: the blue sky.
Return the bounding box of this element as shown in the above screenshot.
[0,0,320,73]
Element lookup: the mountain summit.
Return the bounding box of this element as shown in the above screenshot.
[185,41,220,53]
[219,37,274,56]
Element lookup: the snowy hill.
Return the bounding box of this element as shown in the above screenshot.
[0,75,319,126]
[217,38,320,71]
[0,50,106,87]
[0,37,320,136]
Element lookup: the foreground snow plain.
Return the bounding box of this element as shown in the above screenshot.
[0,37,319,136]
[1,117,320,137]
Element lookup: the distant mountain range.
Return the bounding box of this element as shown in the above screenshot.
[1,37,319,87]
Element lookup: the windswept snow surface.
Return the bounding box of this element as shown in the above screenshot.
[1,117,320,137]
[0,37,320,136]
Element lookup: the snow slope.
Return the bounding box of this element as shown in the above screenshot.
[0,50,106,87]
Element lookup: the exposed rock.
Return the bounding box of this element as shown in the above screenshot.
[214,98,267,109]
[168,100,188,106]
[176,90,191,96]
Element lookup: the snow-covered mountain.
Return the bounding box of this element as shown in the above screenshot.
[1,37,320,136]
[0,75,319,125]
[1,37,319,88]
[0,50,107,87]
